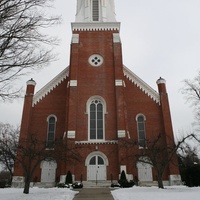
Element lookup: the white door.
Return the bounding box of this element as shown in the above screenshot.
[137,162,153,182]
[87,156,106,181]
[41,160,57,183]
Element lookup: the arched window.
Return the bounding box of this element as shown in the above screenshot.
[88,98,105,140]
[92,0,100,21]
[136,114,146,148]
[47,115,57,148]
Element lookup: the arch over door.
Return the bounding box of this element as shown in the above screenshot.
[85,152,108,181]
[40,160,57,183]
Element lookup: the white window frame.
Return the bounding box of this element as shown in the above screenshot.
[136,114,147,148]
[86,96,106,141]
[46,115,57,148]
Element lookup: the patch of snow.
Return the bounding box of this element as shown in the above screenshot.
[0,187,78,200]
[111,186,200,200]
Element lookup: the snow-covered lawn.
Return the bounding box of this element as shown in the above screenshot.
[0,187,78,200]
[112,186,200,200]
[1,186,200,200]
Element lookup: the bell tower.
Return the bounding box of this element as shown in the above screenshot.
[76,0,116,22]
[64,0,129,181]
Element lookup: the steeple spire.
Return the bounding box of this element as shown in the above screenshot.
[75,0,116,22]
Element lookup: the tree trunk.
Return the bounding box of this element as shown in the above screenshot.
[157,174,164,189]
[23,176,31,194]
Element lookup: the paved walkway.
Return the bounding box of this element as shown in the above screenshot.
[73,188,115,200]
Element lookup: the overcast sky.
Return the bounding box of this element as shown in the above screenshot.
[1,0,200,138]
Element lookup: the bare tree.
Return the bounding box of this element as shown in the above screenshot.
[0,0,60,101]
[120,133,195,189]
[181,73,200,128]
[0,122,19,182]
[13,134,80,194]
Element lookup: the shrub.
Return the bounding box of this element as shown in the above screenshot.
[65,171,73,184]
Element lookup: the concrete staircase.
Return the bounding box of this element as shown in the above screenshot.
[82,181,112,188]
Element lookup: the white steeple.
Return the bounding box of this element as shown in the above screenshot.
[75,0,116,22]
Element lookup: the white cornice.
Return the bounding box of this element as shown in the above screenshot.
[33,67,69,106]
[75,140,118,145]
[71,22,120,31]
[123,65,160,104]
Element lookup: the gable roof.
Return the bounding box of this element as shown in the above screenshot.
[33,67,69,106]
[123,65,160,104]
[32,65,160,106]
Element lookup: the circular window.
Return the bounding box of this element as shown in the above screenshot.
[88,54,103,67]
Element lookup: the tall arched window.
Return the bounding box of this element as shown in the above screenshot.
[88,98,105,140]
[47,115,56,148]
[136,114,146,148]
[92,0,100,21]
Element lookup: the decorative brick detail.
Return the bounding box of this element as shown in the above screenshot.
[72,34,79,44]
[68,131,76,139]
[118,130,126,138]
[113,33,121,43]
[70,80,78,87]
[115,80,123,86]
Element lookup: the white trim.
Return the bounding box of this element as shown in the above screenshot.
[135,113,146,121]
[85,151,109,166]
[113,33,121,43]
[71,34,79,44]
[70,80,78,87]
[118,130,126,138]
[75,140,118,144]
[156,77,166,85]
[115,80,123,86]
[33,67,69,106]
[123,65,160,104]
[47,114,57,122]
[26,79,36,86]
[86,96,107,113]
[87,97,106,141]
[68,131,76,139]
[71,22,120,31]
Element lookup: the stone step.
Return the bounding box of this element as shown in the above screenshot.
[82,181,112,188]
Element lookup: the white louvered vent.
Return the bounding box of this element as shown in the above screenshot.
[92,0,99,21]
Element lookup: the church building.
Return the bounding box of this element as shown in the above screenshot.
[13,0,181,187]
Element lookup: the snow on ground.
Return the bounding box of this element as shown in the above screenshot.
[1,186,200,200]
[112,186,200,200]
[0,187,78,200]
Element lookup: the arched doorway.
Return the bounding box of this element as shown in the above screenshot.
[85,152,108,181]
[40,160,57,183]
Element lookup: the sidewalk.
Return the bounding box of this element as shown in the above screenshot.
[72,188,115,200]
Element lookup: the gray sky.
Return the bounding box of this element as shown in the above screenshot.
[1,0,200,138]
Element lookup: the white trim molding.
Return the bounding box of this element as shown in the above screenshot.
[33,67,69,106]
[70,80,78,87]
[71,22,120,31]
[123,65,160,104]
[113,33,121,43]
[72,34,79,44]
[115,80,123,86]
[68,131,76,139]
[118,130,126,138]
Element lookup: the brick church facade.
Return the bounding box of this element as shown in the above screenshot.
[13,0,181,187]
